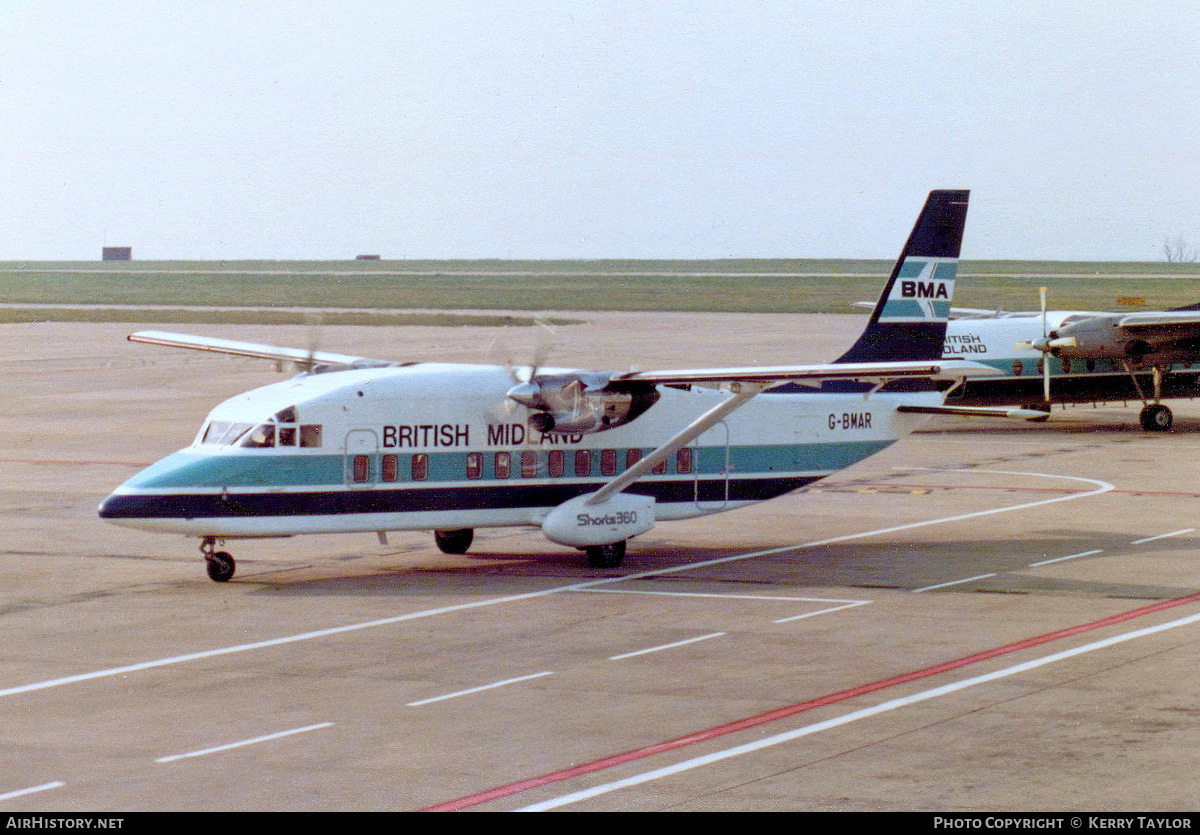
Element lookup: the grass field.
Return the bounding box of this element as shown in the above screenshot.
[2,259,1200,324]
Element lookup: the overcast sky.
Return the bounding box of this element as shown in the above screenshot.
[2,1,1198,261]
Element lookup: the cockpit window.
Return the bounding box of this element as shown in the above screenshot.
[199,411,322,449]
[201,421,254,446]
[240,424,275,448]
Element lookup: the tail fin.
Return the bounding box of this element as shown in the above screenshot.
[835,189,969,363]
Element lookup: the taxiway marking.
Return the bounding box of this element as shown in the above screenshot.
[608,633,726,661]
[424,590,1200,811]
[1029,549,1104,567]
[156,723,335,763]
[0,469,1113,700]
[912,573,997,593]
[1131,528,1194,545]
[579,587,871,624]
[406,672,555,707]
[0,781,65,803]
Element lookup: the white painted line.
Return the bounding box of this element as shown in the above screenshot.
[913,573,997,593]
[773,600,872,623]
[156,722,334,763]
[517,609,1200,811]
[586,588,871,627]
[1,469,1113,700]
[609,633,726,661]
[579,588,865,605]
[407,671,554,707]
[0,781,65,802]
[1131,528,1195,545]
[1030,549,1104,567]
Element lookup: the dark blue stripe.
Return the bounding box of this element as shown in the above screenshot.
[99,476,819,520]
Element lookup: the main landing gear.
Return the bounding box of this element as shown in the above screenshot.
[200,537,235,582]
[1140,403,1173,432]
[584,540,626,568]
[1124,362,1173,432]
[434,528,474,554]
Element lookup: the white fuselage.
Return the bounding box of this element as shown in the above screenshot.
[943,314,1200,405]
[99,362,940,539]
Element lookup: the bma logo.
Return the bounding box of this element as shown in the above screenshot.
[900,280,949,299]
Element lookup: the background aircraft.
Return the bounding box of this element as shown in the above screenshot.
[941,291,1200,430]
[100,190,1008,582]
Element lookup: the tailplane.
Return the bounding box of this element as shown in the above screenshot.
[835,189,969,363]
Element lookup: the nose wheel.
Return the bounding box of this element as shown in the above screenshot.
[200,537,236,582]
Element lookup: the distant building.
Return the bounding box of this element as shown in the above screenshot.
[102,246,132,261]
[355,254,381,260]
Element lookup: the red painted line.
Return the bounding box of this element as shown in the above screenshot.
[422,590,1200,811]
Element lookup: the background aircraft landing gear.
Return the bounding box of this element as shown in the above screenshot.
[1140,403,1173,432]
[200,537,236,582]
[585,540,626,568]
[434,528,474,554]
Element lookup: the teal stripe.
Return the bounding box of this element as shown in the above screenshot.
[124,440,895,490]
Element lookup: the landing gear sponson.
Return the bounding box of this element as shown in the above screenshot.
[432,527,628,568]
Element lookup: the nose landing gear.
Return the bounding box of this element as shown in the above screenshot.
[200,537,236,582]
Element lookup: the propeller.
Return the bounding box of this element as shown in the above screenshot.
[495,317,560,418]
[1010,287,1077,404]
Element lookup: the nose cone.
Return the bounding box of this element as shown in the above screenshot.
[506,381,542,409]
[97,451,213,528]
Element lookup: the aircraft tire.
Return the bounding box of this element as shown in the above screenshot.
[585,541,626,569]
[434,528,474,554]
[1140,404,1173,432]
[205,551,236,582]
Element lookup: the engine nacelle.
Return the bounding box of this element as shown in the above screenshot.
[508,373,659,435]
[540,493,656,547]
[1047,316,1150,360]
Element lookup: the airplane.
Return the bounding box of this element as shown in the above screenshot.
[938,292,1200,431]
[99,189,1017,582]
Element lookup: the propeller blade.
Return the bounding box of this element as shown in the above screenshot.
[1040,286,1048,338]
[1043,353,1051,403]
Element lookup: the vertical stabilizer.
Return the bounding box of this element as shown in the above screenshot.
[835,189,969,363]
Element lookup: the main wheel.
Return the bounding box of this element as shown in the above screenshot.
[585,540,626,568]
[1140,404,1173,431]
[205,551,236,582]
[434,528,474,554]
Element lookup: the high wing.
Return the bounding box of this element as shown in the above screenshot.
[612,359,992,386]
[1115,311,1200,331]
[584,358,999,505]
[128,330,399,371]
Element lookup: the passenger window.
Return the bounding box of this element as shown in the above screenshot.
[494,451,511,479]
[521,450,538,478]
[548,450,564,478]
[600,448,617,476]
[466,452,483,480]
[652,456,667,474]
[676,447,693,474]
[626,449,642,469]
[575,450,591,477]
[411,453,429,481]
[352,455,370,483]
[382,454,399,482]
[300,425,323,448]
